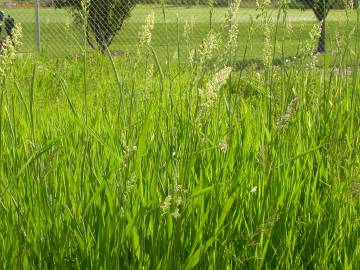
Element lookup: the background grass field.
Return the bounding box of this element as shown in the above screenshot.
[0,5,359,60]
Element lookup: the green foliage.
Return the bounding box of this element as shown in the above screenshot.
[54,0,137,51]
[290,0,353,9]
[0,4,359,269]
[297,0,341,52]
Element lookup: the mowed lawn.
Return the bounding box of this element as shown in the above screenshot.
[1,5,359,58]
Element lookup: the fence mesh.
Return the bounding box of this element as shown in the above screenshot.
[0,0,358,58]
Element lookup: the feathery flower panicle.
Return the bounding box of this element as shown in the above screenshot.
[121,144,137,168]
[256,0,271,8]
[200,66,232,110]
[144,63,154,93]
[226,0,241,58]
[176,196,182,206]
[171,208,181,219]
[134,13,155,73]
[65,17,71,31]
[12,24,23,47]
[232,0,242,11]
[219,140,229,154]
[308,52,319,69]
[347,0,354,10]
[81,0,90,10]
[262,19,273,68]
[139,12,155,46]
[300,22,321,56]
[123,174,136,205]
[285,18,293,35]
[276,97,300,130]
[226,0,241,26]
[309,22,322,41]
[278,0,291,4]
[199,32,219,65]
[183,16,195,47]
[80,0,90,21]
[160,195,172,216]
[333,31,342,56]
[188,49,195,66]
[160,169,187,219]
[228,23,239,51]
[0,24,22,77]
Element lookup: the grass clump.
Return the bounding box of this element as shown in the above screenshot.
[0,5,359,270]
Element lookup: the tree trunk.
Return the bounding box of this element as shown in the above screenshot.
[317,20,326,53]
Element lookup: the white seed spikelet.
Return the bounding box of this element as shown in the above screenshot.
[219,140,229,154]
[0,24,22,76]
[123,174,136,205]
[231,0,242,12]
[262,19,273,68]
[225,0,241,59]
[199,32,219,65]
[226,0,241,26]
[171,208,181,219]
[347,0,354,10]
[200,66,232,110]
[285,18,293,35]
[276,97,300,130]
[160,195,172,216]
[300,22,322,56]
[256,0,271,8]
[183,16,195,46]
[251,186,258,193]
[176,196,182,206]
[188,49,195,66]
[11,24,22,48]
[140,12,155,46]
[228,23,239,51]
[144,63,154,92]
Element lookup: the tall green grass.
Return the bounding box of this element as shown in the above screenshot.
[0,3,359,269]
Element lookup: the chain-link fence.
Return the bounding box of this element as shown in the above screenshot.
[0,0,358,58]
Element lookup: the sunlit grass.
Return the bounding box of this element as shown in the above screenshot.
[0,4,359,269]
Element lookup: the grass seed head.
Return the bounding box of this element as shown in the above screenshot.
[219,140,229,154]
[276,97,300,130]
[300,22,322,57]
[123,174,136,205]
[226,0,241,26]
[160,195,172,216]
[262,19,273,68]
[346,0,354,10]
[183,16,195,47]
[200,66,232,111]
[0,24,22,77]
[188,49,195,66]
[140,12,155,46]
[285,18,293,36]
[144,63,154,92]
[171,208,181,219]
[199,32,219,66]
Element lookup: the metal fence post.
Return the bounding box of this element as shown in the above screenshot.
[35,0,41,52]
